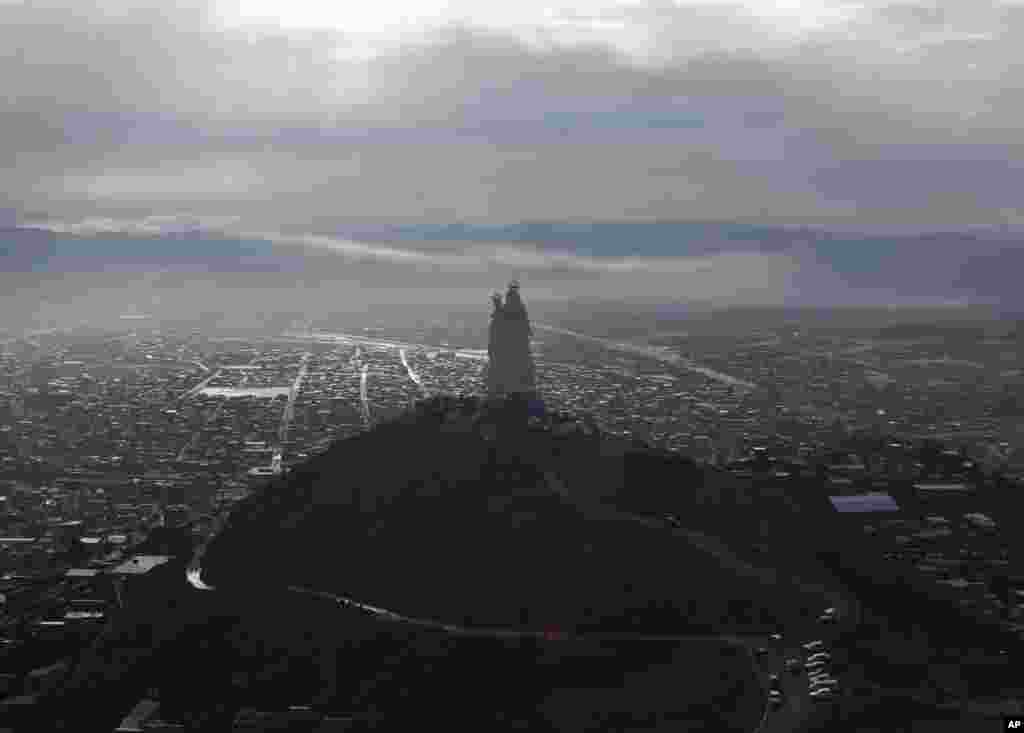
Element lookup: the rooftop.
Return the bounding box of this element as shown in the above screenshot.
[109,555,171,575]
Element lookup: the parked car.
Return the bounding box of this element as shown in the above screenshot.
[785,658,803,673]
[806,652,832,663]
[802,641,825,652]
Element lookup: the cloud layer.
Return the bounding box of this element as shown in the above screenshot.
[4,0,1024,315]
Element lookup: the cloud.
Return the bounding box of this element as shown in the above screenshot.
[4,0,1024,317]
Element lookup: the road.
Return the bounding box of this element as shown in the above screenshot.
[182,407,858,730]
[400,348,431,398]
[543,470,859,732]
[284,330,489,361]
[186,557,788,732]
[533,323,757,390]
[359,366,371,426]
[180,369,224,401]
[347,346,372,426]
[185,498,854,732]
[273,353,311,473]
[176,432,200,463]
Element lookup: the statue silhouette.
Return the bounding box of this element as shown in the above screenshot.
[485,282,537,400]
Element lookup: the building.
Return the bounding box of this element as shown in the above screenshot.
[829,493,900,513]
[913,482,974,499]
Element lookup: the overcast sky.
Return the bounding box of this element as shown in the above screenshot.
[3,0,1024,318]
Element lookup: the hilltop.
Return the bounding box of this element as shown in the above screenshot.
[201,393,822,633]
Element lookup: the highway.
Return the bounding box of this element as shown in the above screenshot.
[532,323,756,390]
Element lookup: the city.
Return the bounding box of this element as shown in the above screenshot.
[0,295,1022,730]
[8,0,1024,728]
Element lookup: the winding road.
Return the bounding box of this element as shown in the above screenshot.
[184,465,857,731]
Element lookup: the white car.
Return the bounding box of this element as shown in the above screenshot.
[770,633,783,642]
[809,688,836,700]
[806,652,832,662]
[802,641,825,652]
[805,660,829,671]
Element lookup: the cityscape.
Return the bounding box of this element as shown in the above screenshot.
[6,0,1024,727]
[0,288,1022,729]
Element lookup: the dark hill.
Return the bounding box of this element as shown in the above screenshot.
[202,395,814,633]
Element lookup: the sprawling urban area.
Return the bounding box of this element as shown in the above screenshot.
[1,305,1023,730]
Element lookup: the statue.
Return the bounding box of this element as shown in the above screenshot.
[485,281,537,400]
